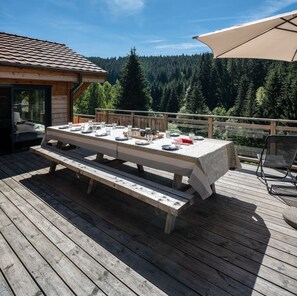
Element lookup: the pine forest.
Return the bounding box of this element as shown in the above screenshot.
[75,51,297,121]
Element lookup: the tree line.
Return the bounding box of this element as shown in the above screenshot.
[74,50,297,120]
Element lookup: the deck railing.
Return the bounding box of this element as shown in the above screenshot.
[73,109,297,163]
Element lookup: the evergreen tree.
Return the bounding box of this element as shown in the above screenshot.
[116,48,151,111]
[243,82,257,117]
[185,80,208,114]
[233,75,250,116]
[166,88,179,113]
[159,86,171,112]
[88,83,104,115]
[262,67,283,118]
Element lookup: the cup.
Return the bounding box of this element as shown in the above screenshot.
[106,127,111,135]
[175,138,182,149]
[127,125,132,139]
[68,122,73,128]
[146,133,153,143]
[165,130,171,138]
[92,125,97,133]
[189,133,195,141]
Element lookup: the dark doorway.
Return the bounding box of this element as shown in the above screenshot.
[0,87,12,154]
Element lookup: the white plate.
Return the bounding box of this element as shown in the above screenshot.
[58,125,69,129]
[95,132,107,137]
[135,140,149,145]
[70,127,81,131]
[162,144,179,151]
[115,136,129,141]
[194,136,204,140]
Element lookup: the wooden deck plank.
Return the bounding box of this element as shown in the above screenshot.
[1,154,192,295]
[0,180,105,296]
[0,233,43,296]
[13,167,233,296]
[1,150,297,296]
[0,167,167,296]
[0,206,75,296]
[6,156,278,293]
[0,270,14,296]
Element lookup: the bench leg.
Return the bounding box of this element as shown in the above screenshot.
[137,164,144,172]
[96,153,104,162]
[87,179,94,194]
[49,162,58,174]
[49,141,63,173]
[165,214,176,234]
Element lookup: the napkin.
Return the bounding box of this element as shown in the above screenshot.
[181,138,193,144]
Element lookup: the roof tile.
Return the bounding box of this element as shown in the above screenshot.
[0,32,107,76]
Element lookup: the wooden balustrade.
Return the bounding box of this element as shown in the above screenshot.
[73,109,297,163]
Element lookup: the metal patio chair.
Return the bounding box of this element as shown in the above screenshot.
[256,135,297,195]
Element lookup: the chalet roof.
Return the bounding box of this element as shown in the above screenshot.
[0,32,107,76]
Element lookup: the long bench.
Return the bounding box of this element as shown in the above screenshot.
[31,146,194,234]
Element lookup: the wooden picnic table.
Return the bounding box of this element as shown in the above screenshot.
[42,125,241,199]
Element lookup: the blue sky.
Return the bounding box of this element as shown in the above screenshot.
[1,0,297,57]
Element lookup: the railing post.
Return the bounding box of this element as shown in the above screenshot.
[208,116,213,138]
[105,110,109,124]
[270,121,277,135]
[131,112,135,126]
[163,114,168,132]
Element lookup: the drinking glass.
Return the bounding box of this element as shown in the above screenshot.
[189,133,195,141]
[68,122,73,128]
[127,125,132,139]
[146,133,153,143]
[106,127,111,135]
[165,130,171,138]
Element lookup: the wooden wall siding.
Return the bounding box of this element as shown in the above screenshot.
[0,66,80,82]
[52,92,68,126]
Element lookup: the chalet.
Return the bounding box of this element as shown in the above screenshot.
[0,32,107,153]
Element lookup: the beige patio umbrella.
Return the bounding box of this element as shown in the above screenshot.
[193,10,297,62]
[194,10,297,229]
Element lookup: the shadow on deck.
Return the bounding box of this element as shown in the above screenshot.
[0,151,296,295]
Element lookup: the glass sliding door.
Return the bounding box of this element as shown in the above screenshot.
[13,86,51,149]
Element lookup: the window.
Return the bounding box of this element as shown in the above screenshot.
[13,86,51,147]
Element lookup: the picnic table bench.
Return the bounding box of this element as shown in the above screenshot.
[31,145,194,234]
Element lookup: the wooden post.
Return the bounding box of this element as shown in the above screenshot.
[164,114,168,132]
[105,110,109,124]
[131,112,135,127]
[208,116,214,138]
[270,121,277,135]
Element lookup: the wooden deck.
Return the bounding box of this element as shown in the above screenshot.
[0,150,297,296]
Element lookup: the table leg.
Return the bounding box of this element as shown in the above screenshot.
[49,141,63,173]
[210,183,216,194]
[173,174,183,189]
